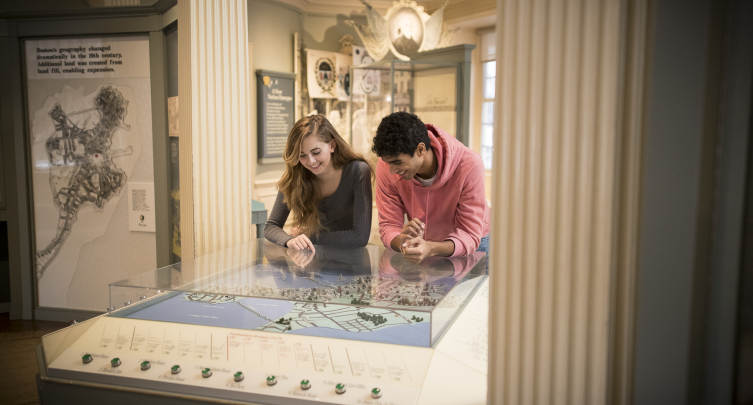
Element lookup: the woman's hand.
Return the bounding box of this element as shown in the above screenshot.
[286,234,315,251]
[287,248,314,268]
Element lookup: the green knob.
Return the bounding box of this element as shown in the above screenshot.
[110,358,121,367]
[372,387,382,399]
[335,383,346,394]
[266,375,277,386]
[171,365,181,374]
[300,379,311,390]
[140,361,151,370]
[234,371,244,382]
[82,354,92,364]
[202,368,212,378]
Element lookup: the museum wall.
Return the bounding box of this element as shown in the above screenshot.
[302,14,365,53]
[248,0,303,74]
[632,0,744,403]
[247,0,368,220]
[247,0,303,212]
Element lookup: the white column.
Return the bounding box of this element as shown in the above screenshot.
[488,0,628,404]
[178,0,255,258]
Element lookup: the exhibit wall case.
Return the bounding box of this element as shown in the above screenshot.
[350,60,458,159]
[25,35,157,311]
[37,240,490,405]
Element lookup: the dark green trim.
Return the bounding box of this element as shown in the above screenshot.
[255,69,296,79]
[0,0,176,20]
[154,0,179,14]
[0,19,18,37]
[160,5,178,30]
[0,35,34,320]
[150,30,170,268]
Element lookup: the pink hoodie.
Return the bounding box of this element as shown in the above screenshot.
[376,124,490,256]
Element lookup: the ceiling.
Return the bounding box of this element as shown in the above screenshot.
[275,0,496,28]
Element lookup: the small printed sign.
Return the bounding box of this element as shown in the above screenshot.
[127,182,155,232]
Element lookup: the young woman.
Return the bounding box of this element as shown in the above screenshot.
[264,115,373,250]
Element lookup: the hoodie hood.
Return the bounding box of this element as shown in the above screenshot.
[412,124,466,189]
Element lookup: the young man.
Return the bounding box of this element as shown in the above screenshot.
[372,112,490,264]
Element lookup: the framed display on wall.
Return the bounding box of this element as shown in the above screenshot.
[256,70,296,164]
[24,34,157,311]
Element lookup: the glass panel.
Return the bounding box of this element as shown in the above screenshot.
[350,61,392,158]
[484,77,496,100]
[482,146,494,170]
[481,123,494,147]
[482,101,495,125]
[41,313,107,366]
[481,123,494,170]
[108,240,487,347]
[484,60,497,79]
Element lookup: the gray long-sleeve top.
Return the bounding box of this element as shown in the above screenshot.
[264,160,372,248]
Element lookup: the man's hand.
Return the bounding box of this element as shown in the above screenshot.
[401,236,432,264]
[402,218,425,239]
[391,218,425,251]
[286,234,315,251]
[399,237,455,263]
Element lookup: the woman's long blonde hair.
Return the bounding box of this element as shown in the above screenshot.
[277,115,372,238]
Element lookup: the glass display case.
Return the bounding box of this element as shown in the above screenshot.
[38,240,488,405]
[108,240,486,348]
[349,60,460,158]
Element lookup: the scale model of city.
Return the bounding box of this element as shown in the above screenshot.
[125,264,472,347]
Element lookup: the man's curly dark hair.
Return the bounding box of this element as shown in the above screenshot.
[372,112,432,157]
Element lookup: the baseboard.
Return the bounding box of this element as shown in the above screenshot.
[0,302,10,314]
[9,308,24,320]
[34,307,104,323]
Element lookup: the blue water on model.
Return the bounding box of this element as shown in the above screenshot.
[125,293,430,347]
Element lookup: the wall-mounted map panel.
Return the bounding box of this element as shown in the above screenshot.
[25,35,156,311]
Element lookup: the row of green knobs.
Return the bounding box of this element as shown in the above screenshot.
[82,354,382,398]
